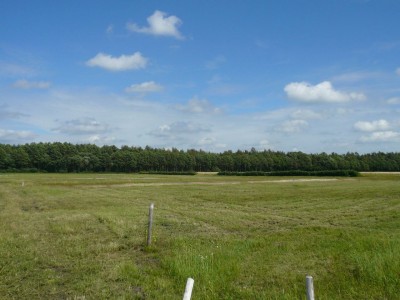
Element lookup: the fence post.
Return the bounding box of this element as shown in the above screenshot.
[147,203,154,246]
[306,275,314,300]
[182,278,194,300]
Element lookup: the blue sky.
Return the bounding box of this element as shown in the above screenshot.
[1,0,400,153]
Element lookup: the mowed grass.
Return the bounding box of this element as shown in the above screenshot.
[0,173,399,299]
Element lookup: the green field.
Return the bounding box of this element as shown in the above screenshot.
[0,173,399,299]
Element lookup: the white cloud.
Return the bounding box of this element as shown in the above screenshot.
[198,136,216,146]
[87,135,120,145]
[0,128,36,142]
[256,108,306,121]
[197,137,227,149]
[360,131,400,142]
[127,10,183,39]
[387,97,400,105]
[290,109,322,120]
[396,68,400,76]
[354,120,390,132]
[279,119,308,133]
[86,52,148,71]
[176,97,221,114]
[215,143,227,149]
[284,81,366,103]
[53,118,111,135]
[125,81,163,93]
[149,121,210,139]
[4,79,400,152]
[258,139,273,150]
[13,79,50,89]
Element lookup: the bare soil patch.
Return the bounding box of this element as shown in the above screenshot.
[90,178,340,188]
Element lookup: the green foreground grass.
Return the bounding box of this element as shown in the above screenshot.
[0,173,399,299]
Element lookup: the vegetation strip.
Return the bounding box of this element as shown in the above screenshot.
[1,142,399,173]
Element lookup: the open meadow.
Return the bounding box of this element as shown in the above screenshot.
[0,173,399,299]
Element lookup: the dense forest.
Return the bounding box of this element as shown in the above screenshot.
[0,142,400,173]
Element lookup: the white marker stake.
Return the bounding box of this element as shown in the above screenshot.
[147,203,154,246]
[306,275,314,300]
[182,278,194,300]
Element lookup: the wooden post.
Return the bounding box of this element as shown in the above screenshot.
[306,275,314,300]
[182,278,194,300]
[147,203,154,246]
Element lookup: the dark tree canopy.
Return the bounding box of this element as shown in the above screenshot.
[0,142,399,173]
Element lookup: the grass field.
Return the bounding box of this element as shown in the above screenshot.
[0,173,399,299]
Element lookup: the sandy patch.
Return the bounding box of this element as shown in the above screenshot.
[361,172,400,174]
[101,181,241,187]
[89,178,340,188]
[248,178,339,184]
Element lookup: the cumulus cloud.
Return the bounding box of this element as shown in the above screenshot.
[5,74,400,152]
[387,97,400,105]
[87,135,120,145]
[53,118,111,135]
[149,121,210,139]
[176,97,221,114]
[198,136,216,145]
[127,10,183,39]
[360,131,400,142]
[279,119,308,133]
[354,120,390,132]
[0,128,36,142]
[197,136,226,149]
[284,81,366,103]
[86,52,148,71]
[13,79,50,89]
[290,109,322,120]
[259,139,273,150]
[125,81,163,93]
[356,119,398,143]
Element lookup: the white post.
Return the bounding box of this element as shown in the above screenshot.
[306,275,314,300]
[147,203,154,246]
[22,181,25,187]
[182,278,194,300]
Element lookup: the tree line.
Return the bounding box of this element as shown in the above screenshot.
[0,142,399,173]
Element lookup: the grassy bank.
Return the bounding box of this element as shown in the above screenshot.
[0,173,399,299]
